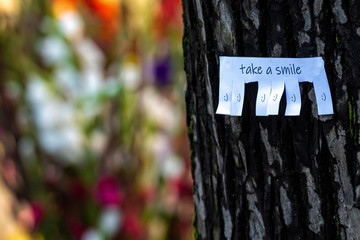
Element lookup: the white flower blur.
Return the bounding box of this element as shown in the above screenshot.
[81,229,104,240]
[99,207,123,237]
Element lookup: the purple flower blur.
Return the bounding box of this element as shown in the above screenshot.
[95,176,123,207]
[154,55,171,87]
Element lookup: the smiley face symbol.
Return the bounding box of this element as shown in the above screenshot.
[236,94,241,102]
[260,94,266,102]
[224,93,228,102]
[272,94,278,101]
[321,93,326,101]
[291,94,296,102]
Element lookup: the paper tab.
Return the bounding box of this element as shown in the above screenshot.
[284,78,301,116]
[230,77,245,116]
[267,79,284,115]
[313,66,334,115]
[256,79,272,116]
[216,57,232,115]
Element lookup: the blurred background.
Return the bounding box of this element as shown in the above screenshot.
[0,0,193,239]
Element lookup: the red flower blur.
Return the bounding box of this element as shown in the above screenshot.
[155,0,182,39]
[84,0,119,24]
[122,211,145,239]
[30,202,43,228]
[83,0,120,41]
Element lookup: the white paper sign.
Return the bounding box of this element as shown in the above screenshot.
[216,56,334,116]
[267,79,284,115]
[256,79,272,116]
[284,78,302,116]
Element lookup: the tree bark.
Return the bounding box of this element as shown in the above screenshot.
[182,0,360,239]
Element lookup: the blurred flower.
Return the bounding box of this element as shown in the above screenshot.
[120,64,141,89]
[81,68,104,95]
[54,65,80,97]
[158,0,182,24]
[81,228,103,240]
[84,0,120,24]
[161,154,184,179]
[52,0,77,18]
[2,1,192,239]
[95,176,123,206]
[89,130,107,155]
[98,207,122,237]
[83,0,121,41]
[26,76,84,164]
[122,0,155,36]
[154,54,171,87]
[38,125,83,163]
[154,0,182,38]
[58,11,84,40]
[30,203,43,229]
[17,203,39,232]
[139,186,156,204]
[140,88,179,131]
[170,176,192,198]
[150,133,171,161]
[74,38,104,69]
[74,38,105,95]
[37,36,70,67]
[122,211,145,239]
[119,57,141,90]
[26,76,50,107]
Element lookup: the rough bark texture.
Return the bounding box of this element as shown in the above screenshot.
[182,0,360,239]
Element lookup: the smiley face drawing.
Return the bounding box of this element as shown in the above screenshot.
[321,92,326,101]
[291,94,296,102]
[272,94,278,101]
[260,94,266,102]
[236,94,241,102]
[224,93,228,102]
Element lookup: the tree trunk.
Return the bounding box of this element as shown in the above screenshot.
[182,0,360,239]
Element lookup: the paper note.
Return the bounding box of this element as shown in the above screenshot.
[267,79,284,115]
[230,76,245,116]
[313,66,334,115]
[256,79,272,116]
[215,56,333,116]
[216,57,232,115]
[284,78,301,116]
